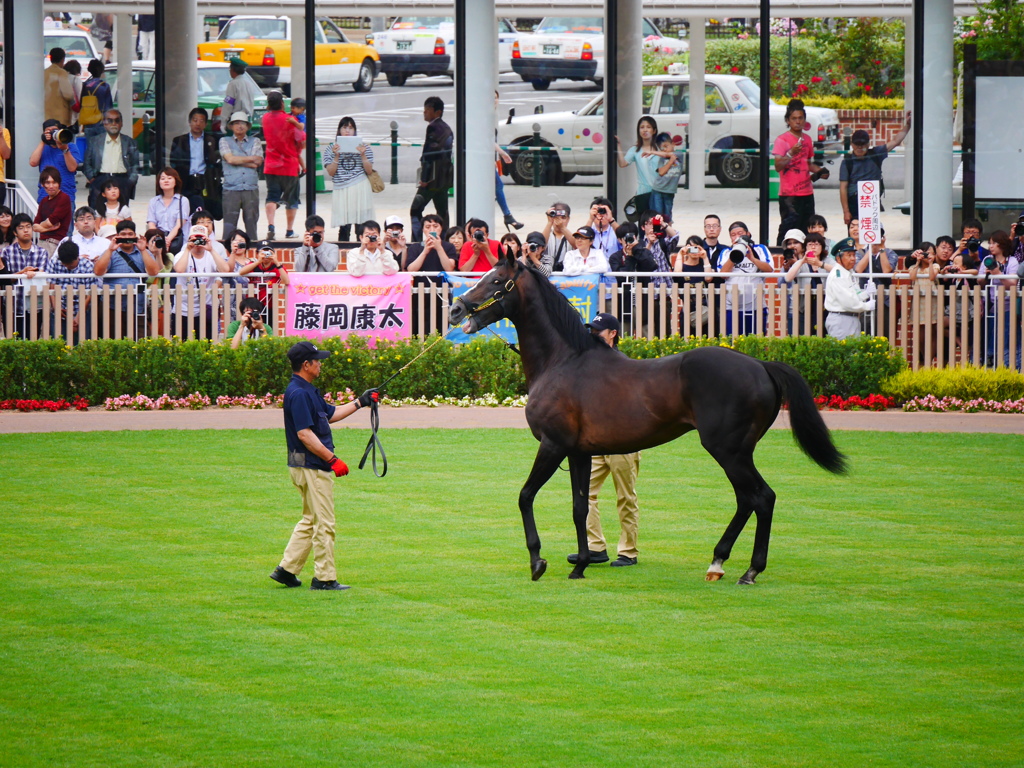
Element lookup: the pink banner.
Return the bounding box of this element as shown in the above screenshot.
[285,273,413,342]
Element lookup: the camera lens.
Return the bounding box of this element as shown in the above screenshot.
[967,237,981,252]
[623,234,636,245]
[153,237,165,250]
[368,234,378,242]
[473,231,486,242]
[56,128,75,145]
[597,207,608,216]
[311,232,323,244]
[984,256,997,270]
[729,246,746,264]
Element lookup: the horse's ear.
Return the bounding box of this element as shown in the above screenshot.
[504,245,517,268]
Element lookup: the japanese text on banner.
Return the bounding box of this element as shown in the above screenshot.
[285,273,412,343]
[857,180,881,246]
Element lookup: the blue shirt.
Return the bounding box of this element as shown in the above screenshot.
[189,134,206,175]
[104,245,148,313]
[36,143,83,202]
[283,374,336,471]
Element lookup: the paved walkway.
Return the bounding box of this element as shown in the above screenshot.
[1,406,1022,434]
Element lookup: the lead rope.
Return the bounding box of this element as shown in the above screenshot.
[358,327,458,478]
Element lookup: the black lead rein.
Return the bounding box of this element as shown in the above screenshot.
[357,396,387,477]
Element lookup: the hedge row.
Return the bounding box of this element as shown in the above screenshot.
[880,366,1024,403]
[2,335,906,403]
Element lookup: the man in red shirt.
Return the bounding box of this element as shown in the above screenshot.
[261,91,305,241]
[772,98,828,246]
[458,219,501,272]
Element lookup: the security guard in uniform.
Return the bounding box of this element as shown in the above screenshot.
[270,341,377,591]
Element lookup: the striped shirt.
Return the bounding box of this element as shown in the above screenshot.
[321,144,374,189]
[46,255,101,311]
[2,241,50,272]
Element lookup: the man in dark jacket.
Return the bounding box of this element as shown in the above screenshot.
[608,223,657,274]
[409,96,453,242]
[82,109,140,211]
[170,107,223,219]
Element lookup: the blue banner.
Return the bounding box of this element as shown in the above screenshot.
[445,274,601,345]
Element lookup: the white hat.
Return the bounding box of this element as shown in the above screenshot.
[97,224,118,238]
[189,224,209,238]
[782,229,806,244]
[384,215,404,229]
[228,111,251,124]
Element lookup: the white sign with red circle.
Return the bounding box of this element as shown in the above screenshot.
[857,181,881,246]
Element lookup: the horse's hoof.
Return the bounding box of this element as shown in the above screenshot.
[568,571,586,580]
[737,569,758,585]
[705,571,723,582]
[531,559,547,581]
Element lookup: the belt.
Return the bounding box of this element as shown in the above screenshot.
[831,311,861,317]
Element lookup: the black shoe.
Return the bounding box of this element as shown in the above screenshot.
[566,550,610,564]
[504,213,524,231]
[269,566,301,588]
[310,578,350,591]
[610,555,638,567]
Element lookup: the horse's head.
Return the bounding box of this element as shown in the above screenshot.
[448,249,523,335]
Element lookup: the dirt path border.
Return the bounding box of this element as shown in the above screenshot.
[1,406,1022,435]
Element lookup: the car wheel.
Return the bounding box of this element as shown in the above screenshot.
[530,78,551,91]
[714,151,759,187]
[386,72,408,87]
[508,145,563,186]
[353,60,375,92]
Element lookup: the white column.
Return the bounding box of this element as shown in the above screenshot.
[610,0,642,208]
[688,17,706,203]
[162,0,198,158]
[920,0,954,240]
[902,20,914,203]
[290,16,306,99]
[11,0,45,183]
[115,15,133,111]
[460,0,496,226]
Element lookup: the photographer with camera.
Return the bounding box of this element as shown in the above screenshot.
[93,219,162,338]
[772,99,829,245]
[584,198,619,256]
[29,120,81,206]
[720,222,773,336]
[671,236,714,335]
[953,219,990,264]
[458,219,501,273]
[403,214,457,277]
[561,226,610,277]
[609,223,657,274]
[170,224,231,339]
[517,231,553,276]
[777,229,826,335]
[382,216,408,265]
[542,203,575,272]
[292,214,340,273]
[1,213,49,338]
[346,220,399,277]
[906,241,942,365]
[978,230,1021,369]
[226,297,267,349]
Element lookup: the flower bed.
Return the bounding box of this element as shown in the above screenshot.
[0,397,90,412]
[813,394,897,411]
[903,396,1024,414]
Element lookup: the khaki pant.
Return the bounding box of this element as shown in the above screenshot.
[587,453,640,558]
[280,467,336,581]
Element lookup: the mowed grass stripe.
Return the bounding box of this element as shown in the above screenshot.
[1,429,1021,767]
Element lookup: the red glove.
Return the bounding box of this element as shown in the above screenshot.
[329,456,349,477]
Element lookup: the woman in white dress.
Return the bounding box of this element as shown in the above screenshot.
[322,116,375,242]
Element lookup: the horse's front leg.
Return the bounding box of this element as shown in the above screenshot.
[519,441,566,581]
[567,454,593,580]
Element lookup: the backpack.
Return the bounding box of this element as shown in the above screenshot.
[79,82,103,126]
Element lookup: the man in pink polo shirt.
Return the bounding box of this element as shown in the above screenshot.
[261,91,305,240]
[772,98,828,246]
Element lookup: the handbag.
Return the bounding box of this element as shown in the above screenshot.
[168,196,185,253]
[623,193,651,223]
[367,169,385,194]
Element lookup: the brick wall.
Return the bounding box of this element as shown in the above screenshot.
[835,110,907,145]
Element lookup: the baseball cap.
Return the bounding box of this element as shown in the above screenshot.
[384,215,404,230]
[574,225,596,240]
[256,240,276,257]
[228,111,250,125]
[189,224,209,238]
[97,224,117,238]
[525,231,546,249]
[831,237,858,257]
[586,313,621,334]
[782,229,806,244]
[287,341,330,365]
[851,129,870,145]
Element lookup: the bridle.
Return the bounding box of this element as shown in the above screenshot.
[454,265,520,320]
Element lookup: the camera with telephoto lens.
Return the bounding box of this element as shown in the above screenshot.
[729,244,747,264]
[966,237,981,254]
[152,235,166,251]
[473,230,486,243]
[311,231,323,245]
[43,124,75,146]
[984,255,1000,271]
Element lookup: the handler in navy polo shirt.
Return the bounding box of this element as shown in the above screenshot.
[270,341,378,592]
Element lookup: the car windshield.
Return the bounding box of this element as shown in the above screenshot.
[736,78,762,109]
[45,35,93,57]
[197,67,232,98]
[391,17,452,30]
[220,18,287,40]
[536,17,603,35]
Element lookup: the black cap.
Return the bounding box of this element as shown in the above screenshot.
[831,237,858,257]
[525,231,546,248]
[586,313,621,333]
[851,129,870,145]
[287,341,330,365]
[574,225,596,240]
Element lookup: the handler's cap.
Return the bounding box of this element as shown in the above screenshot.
[228,111,250,125]
[851,129,871,145]
[228,57,248,70]
[831,237,858,256]
[287,341,331,365]
[525,231,546,248]
[574,225,596,241]
[782,228,806,244]
[586,312,621,334]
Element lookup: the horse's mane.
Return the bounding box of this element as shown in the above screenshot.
[522,264,604,355]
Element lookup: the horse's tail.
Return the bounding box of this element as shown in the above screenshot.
[762,361,848,475]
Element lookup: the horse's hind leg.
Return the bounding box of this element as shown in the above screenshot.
[519,440,566,581]
[566,453,594,580]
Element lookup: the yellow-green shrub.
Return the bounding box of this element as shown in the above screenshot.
[880,366,1024,403]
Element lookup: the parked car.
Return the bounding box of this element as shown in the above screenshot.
[367,16,520,86]
[511,16,687,91]
[44,28,102,70]
[496,74,842,187]
[197,15,379,94]
[106,60,283,139]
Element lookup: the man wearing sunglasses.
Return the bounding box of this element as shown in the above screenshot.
[82,109,140,212]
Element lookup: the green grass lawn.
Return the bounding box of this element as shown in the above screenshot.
[1,428,1022,767]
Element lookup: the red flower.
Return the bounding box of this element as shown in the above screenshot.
[731,66,740,73]
[831,80,839,86]
[865,85,872,92]
[884,88,893,96]
[663,65,668,72]
[715,64,722,71]
[872,59,881,65]
[811,76,823,84]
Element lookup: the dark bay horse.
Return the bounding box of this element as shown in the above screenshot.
[447,252,847,584]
